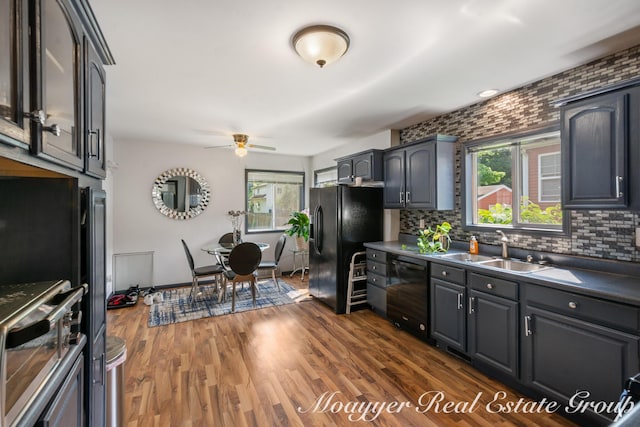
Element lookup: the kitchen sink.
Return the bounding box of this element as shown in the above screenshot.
[478,258,550,272]
[439,253,493,262]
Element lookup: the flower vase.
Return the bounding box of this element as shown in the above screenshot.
[233,228,242,246]
[295,236,308,251]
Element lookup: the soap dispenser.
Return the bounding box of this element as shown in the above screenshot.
[469,235,479,255]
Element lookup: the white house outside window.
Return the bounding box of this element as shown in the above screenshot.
[246,170,304,233]
[464,127,564,232]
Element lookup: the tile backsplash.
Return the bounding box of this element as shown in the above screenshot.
[399,44,640,262]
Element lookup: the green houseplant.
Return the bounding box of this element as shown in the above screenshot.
[285,210,310,249]
[417,221,452,253]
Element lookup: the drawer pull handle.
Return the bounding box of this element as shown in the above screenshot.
[442,271,448,277]
[486,283,494,290]
[457,293,463,310]
[524,315,532,336]
[568,301,577,309]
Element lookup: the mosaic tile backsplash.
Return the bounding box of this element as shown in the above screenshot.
[399,45,640,262]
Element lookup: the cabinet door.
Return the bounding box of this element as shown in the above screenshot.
[84,39,106,178]
[405,142,435,208]
[383,149,405,208]
[0,0,31,146]
[352,152,373,180]
[337,158,353,184]
[430,278,466,351]
[468,290,518,378]
[561,91,628,208]
[523,305,640,422]
[31,0,84,170]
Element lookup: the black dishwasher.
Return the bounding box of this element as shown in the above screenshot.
[387,255,429,339]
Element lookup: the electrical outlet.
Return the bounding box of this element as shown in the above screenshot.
[419,218,425,229]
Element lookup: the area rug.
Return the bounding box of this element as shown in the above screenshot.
[148,279,305,327]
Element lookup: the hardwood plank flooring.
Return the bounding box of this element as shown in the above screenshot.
[107,276,577,426]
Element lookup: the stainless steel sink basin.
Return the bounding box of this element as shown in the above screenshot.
[478,258,550,272]
[439,253,493,262]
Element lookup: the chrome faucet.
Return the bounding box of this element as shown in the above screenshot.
[496,230,509,259]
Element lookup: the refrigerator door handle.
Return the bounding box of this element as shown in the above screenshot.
[316,206,324,253]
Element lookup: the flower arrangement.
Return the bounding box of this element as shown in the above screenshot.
[417,221,452,254]
[284,209,310,242]
[228,210,246,244]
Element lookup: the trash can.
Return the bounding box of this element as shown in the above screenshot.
[106,336,127,427]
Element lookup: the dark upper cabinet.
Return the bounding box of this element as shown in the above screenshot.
[84,38,106,178]
[383,135,457,209]
[557,77,640,209]
[0,0,31,146]
[30,0,84,170]
[561,91,628,208]
[336,150,383,184]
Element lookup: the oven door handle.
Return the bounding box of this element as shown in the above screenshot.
[5,284,87,349]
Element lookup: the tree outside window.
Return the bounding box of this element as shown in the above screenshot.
[246,170,304,233]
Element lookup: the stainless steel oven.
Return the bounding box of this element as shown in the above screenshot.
[0,280,86,427]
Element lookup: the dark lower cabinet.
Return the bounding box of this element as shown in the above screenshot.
[82,187,107,427]
[468,289,518,377]
[37,354,84,427]
[523,304,640,424]
[430,278,466,351]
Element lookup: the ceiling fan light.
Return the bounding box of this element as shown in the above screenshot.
[292,25,350,68]
[235,146,248,157]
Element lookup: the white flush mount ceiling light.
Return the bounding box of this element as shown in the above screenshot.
[292,25,350,68]
[478,89,499,98]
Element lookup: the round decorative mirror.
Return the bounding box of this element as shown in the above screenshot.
[151,168,210,220]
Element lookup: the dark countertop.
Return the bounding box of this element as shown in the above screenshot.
[364,241,640,306]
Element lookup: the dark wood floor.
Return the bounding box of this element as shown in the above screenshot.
[107,275,576,426]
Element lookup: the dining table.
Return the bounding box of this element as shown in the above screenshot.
[201,241,270,256]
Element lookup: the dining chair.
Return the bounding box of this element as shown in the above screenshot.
[181,239,224,300]
[225,242,262,312]
[257,234,286,291]
[218,232,234,245]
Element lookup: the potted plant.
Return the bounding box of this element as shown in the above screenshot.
[285,210,310,250]
[417,221,452,254]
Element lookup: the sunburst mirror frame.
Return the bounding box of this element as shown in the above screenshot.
[151,168,211,220]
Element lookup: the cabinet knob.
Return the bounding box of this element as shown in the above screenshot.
[442,271,448,277]
[44,123,61,136]
[372,265,376,270]
[486,283,494,290]
[25,109,45,124]
[372,254,376,258]
[568,301,577,309]
[372,277,377,283]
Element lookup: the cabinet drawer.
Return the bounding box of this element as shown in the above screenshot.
[431,263,464,285]
[469,272,518,300]
[524,284,640,332]
[367,271,388,288]
[367,260,387,276]
[367,283,386,315]
[366,249,387,262]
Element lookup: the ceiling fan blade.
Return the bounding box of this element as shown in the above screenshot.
[248,144,276,151]
[204,144,234,149]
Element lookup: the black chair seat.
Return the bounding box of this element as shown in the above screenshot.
[258,261,276,269]
[194,264,224,276]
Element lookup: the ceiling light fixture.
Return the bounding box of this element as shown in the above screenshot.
[478,89,499,98]
[292,25,350,68]
[234,145,248,157]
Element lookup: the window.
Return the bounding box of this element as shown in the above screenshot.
[538,152,561,202]
[464,127,564,231]
[245,170,304,233]
[313,166,337,187]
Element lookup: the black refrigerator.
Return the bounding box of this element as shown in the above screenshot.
[309,186,383,314]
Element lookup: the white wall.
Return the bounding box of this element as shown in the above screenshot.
[109,138,310,289]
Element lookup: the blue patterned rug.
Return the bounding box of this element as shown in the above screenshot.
[147,279,309,327]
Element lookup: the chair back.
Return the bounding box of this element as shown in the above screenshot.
[274,234,287,263]
[181,239,195,272]
[218,232,234,244]
[228,242,262,275]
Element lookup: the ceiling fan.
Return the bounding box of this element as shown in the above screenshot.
[206,134,276,157]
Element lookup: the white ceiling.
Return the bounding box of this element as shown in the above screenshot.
[91,0,640,157]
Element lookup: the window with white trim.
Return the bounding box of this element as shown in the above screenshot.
[464,127,564,231]
[245,170,304,233]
